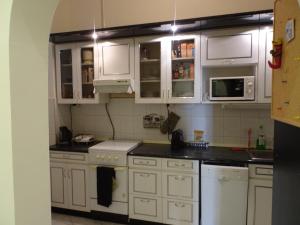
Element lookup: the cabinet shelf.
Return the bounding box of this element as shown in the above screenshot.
[140,59,160,63]
[172,57,194,61]
[141,80,160,83]
[172,79,194,82]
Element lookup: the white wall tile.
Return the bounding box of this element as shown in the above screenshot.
[52,98,274,148]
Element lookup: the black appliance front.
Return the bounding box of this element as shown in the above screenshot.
[273,121,300,225]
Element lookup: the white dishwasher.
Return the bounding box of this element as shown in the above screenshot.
[201,164,249,225]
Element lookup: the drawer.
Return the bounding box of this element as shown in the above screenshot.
[162,172,199,201]
[249,164,273,179]
[129,156,161,170]
[129,169,161,196]
[163,198,199,225]
[163,159,199,173]
[50,152,87,163]
[129,195,163,223]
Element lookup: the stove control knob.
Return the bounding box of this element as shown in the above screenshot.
[107,155,112,160]
[100,155,105,160]
[113,156,120,161]
[96,154,100,159]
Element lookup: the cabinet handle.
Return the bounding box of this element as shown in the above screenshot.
[63,169,66,178]
[68,170,71,179]
[175,163,186,167]
[175,202,185,208]
[174,175,186,181]
[140,199,151,203]
[139,173,150,178]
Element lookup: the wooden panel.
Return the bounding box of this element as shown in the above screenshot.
[272,0,300,127]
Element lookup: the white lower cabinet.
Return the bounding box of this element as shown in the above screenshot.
[247,164,273,225]
[129,156,199,225]
[163,198,199,225]
[50,161,90,212]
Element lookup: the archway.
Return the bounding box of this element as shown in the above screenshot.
[1,0,59,225]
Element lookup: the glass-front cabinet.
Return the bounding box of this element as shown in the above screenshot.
[135,37,167,103]
[167,34,200,103]
[56,43,104,104]
[135,34,200,104]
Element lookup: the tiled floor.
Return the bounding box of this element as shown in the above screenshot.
[52,213,126,225]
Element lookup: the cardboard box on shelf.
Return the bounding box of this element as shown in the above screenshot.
[181,43,187,58]
[187,43,195,57]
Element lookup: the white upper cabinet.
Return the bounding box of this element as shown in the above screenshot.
[98,38,135,81]
[201,27,259,66]
[258,26,273,103]
[135,34,201,104]
[166,34,201,103]
[135,36,167,104]
[55,43,108,104]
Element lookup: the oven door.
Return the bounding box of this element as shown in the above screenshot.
[90,165,128,203]
[210,77,246,101]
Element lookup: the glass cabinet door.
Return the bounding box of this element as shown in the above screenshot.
[139,41,162,100]
[79,46,95,100]
[170,39,195,98]
[59,49,74,99]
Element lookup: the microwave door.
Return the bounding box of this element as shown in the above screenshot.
[211,78,245,101]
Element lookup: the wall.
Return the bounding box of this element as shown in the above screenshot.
[67,99,274,148]
[51,0,273,33]
[1,0,59,225]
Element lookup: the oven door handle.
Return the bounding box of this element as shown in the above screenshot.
[89,165,127,171]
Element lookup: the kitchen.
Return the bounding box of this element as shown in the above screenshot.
[3,1,300,225]
[49,1,275,224]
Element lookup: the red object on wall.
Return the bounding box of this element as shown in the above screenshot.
[268,40,283,69]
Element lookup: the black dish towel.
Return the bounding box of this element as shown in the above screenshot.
[97,166,115,207]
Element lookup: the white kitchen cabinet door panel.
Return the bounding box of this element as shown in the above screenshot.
[100,38,134,80]
[67,164,90,212]
[258,26,273,103]
[247,179,273,225]
[201,27,259,66]
[50,163,68,209]
[163,198,199,225]
[129,195,163,223]
[162,172,199,201]
[129,169,161,196]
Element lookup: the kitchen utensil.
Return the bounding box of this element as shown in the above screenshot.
[160,112,180,134]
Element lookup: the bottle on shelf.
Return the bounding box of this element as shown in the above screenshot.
[256,125,266,150]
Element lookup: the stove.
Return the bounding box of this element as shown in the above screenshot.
[88,140,141,215]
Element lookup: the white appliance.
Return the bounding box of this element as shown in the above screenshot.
[93,79,133,94]
[209,76,255,101]
[88,140,140,215]
[201,164,249,225]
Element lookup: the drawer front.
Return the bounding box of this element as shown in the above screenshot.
[129,195,163,223]
[163,159,199,173]
[162,172,199,201]
[129,156,161,170]
[129,169,161,196]
[50,152,87,163]
[249,164,273,179]
[163,198,199,225]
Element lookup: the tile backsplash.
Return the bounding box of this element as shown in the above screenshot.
[50,98,274,148]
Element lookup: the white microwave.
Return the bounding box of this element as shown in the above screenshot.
[209,76,255,101]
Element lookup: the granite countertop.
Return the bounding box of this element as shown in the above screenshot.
[128,143,273,165]
[50,141,100,153]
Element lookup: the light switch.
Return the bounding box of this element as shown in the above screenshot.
[285,19,295,42]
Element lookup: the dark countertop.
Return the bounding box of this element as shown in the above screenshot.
[128,143,273,165]
[50,141,100,153]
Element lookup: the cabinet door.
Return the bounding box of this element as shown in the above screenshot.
[258,26,273,103]
[163,198,199,225]
[56,44,77,104]
[129,195,163,223]
[162,172,199,201]
[135,36,167,103]
[67,164,90,212]
[166,34,201,103]
[50,162,68,209]
[201,27,259,66]
[129,169,161,196]
[247,179,273,225]
[99,38,134,80]
[76,43,100,104]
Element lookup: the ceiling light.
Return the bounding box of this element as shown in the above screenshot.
[171,24,178,32]
[92,31,98,40]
